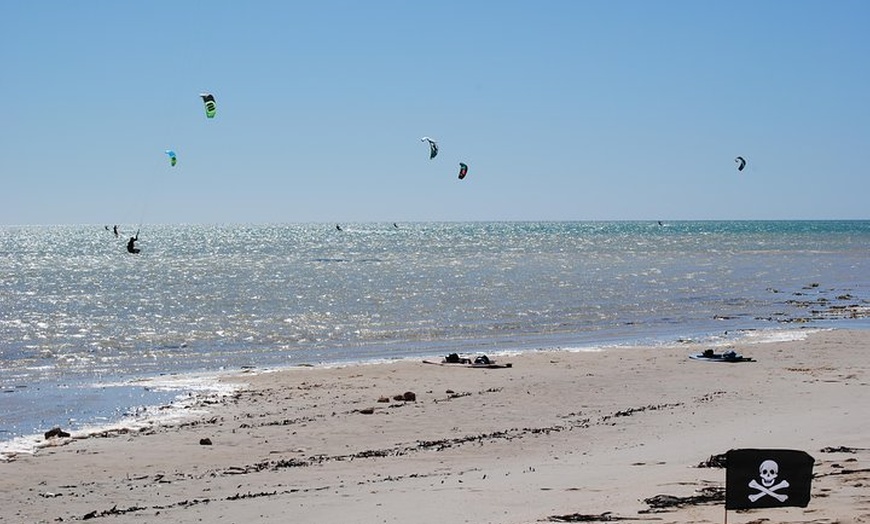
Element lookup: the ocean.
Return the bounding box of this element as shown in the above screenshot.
[1,221,868,453]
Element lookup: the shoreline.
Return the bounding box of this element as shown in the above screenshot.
[0,325,834,458]
[2,328,868,523]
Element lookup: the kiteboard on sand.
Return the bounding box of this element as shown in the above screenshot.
[689,349,755,363]
[423,353,512,369]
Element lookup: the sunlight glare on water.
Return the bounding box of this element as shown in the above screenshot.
[1,221,868,443]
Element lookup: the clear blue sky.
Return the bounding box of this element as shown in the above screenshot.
[2,1,868,225]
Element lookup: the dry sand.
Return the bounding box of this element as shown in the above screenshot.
[1,329,868,523]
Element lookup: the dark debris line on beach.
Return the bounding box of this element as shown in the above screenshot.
[63,431,870,521]
[545,484,725,521]
[218,400,689,475]
[640,486,725,512]
[65,401,692,521]
[546,485,727,522]
[68,401,870,521]
[75,470,461,521]
[548,511,660,521]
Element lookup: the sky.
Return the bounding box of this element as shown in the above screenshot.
[2,1,869,225]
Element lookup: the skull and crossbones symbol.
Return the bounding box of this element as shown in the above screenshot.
[748,459,789,502]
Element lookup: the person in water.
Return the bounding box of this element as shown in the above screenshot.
[126,232,140,254]
[113,225,119,237]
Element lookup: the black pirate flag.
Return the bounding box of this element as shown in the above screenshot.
[725,449,814,510]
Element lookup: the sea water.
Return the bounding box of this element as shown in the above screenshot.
[1,221,868,449]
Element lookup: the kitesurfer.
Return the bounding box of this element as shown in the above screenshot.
[126,232,140,254]
[113,225,119,237]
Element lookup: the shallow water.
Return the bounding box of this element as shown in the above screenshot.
[1,221,868,445]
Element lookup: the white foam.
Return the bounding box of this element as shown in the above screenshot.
[544,345,607,353]
[739,328,826,345]
[1,371,246,462]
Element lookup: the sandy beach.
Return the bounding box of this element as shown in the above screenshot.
[2,328,868,523]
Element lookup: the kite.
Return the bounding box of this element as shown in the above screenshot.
[165,150,177,167]
[458,162,468,180]
[735,156,746,171]
[420,137,438,159]
[200,93,216,118]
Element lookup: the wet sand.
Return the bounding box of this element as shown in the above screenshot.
[1,329,868,523]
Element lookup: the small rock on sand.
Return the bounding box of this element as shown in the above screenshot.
[44,427,70,440]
